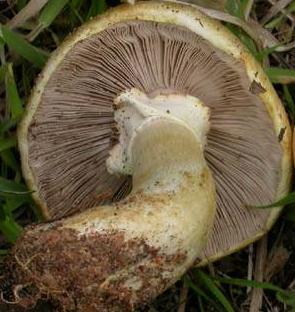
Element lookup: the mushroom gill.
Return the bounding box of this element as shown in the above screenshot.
[26,21,282,261]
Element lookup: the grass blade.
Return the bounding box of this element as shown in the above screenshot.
[255,44,282,64]
[283,85,295,121]
[261,0,293,25]
[17,0,29,11]
[5,63,23,121]
[216,277,284,292]
[247,192,295,209]
[194,270,234,312]
[0,215,22,243]
[242,0,254,20]
[0,249,7,255]
[86,0,107,19]
[0,25,47,68]
[28,0,70,40]
[265,1,295,29]
[226,0,243,18]
[0,137,17,153]
[283,205,295,221]
[0,149,19,172]
[0,65,6,83]
[3,196,31,213]
[266,67,295,84]
[0,120,17,135]
[184,275,224,311]
[276,291,295,307]
[39,0,70,28]
[217,277,295,308]
[226,24,258,58]
[0,177,31,195]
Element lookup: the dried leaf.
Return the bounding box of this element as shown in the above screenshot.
[265,246,290,281]
[249,80,267,94]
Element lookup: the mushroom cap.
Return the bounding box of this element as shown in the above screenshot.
[18,1,292,265]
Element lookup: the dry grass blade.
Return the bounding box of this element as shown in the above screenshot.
[169,0,290,51]
[248,19,280,48]
[181,0,226,11]
[196,6,281,49]
[27,0,69,42]
[261,0,293,25]
[177,280,188,312]
[249,236,268,312]
[178,2,263,46]
[275,40,295,52]
[6,0,49,29]
[247,244,254,293]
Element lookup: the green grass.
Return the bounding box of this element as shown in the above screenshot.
[0,0,294,311]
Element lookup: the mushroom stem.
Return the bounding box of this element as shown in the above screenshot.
[2,89,216,311]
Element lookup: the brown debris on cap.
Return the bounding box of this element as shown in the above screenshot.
[25,21,282,261]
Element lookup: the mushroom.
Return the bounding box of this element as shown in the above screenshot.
[2,1,291,311]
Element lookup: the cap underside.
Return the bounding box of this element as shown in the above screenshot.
[26,21,282,260]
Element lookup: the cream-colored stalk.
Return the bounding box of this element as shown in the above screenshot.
[66,88,216,285]
[4,89,215,311]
